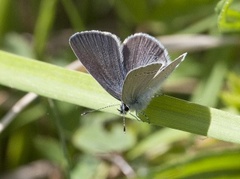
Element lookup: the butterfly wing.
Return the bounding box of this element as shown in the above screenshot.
[69,31,125,100]
[149,53,187,89]
[122,33,170,74]
[122,63,162,112]
[122,53,187,112]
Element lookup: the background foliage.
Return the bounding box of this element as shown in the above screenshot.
[0,0,240,178]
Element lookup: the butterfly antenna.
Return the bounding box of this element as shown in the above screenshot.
[81,104,120,116]
[123,115,126,133]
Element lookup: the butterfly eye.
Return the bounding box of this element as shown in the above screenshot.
[124,104,129,112]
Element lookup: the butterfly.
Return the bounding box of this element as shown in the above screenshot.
[69,30,186,130]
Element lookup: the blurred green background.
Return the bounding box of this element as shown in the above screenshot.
[0,0,240,178]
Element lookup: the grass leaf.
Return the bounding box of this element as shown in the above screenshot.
[1,50,240,144]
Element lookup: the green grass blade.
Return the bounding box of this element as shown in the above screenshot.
[140,96,240,144]
[0,50,117,112]
[0,0,11,40]
[191,48,233,107]
[150,150,240,178]
[61,0,85,30]
[0,50,240,143]
[34,0,58,58]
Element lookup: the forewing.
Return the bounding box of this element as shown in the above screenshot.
[69,31,125,100]
[122,63,162,111]
[149,53,187,90]
[122,33,170,74]
[122,53,187,112]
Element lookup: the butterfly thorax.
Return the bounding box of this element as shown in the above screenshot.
[119,103,129,115]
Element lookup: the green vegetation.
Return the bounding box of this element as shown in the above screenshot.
[0,0,240,178]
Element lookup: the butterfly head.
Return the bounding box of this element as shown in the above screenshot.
[118,103,130,115]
